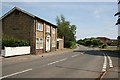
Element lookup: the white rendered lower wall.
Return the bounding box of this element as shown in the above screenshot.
[1,46,30,57]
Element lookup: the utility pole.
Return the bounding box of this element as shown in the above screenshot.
[115,0,120,50]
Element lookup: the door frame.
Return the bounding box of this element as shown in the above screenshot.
[46,35,51,52]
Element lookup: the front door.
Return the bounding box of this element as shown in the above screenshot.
[46,36,50,52]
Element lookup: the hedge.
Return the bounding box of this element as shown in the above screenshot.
[2,37,29,49]
[64,41,76,48]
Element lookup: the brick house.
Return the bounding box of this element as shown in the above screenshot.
[1,7,57,55]
[97,37,111,45]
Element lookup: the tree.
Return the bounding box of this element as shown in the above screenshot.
[56,15,77,48]
[77,37,105,48]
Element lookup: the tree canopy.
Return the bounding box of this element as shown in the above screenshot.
[77,37,107,48]
[56,15,77,48]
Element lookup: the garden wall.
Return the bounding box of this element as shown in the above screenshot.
[1,46,30,57]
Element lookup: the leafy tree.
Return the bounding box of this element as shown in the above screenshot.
[56,15,77,48]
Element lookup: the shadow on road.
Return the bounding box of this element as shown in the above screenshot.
[55,65,101,73]
[73,49,120,58]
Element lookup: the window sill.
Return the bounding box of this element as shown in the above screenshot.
[37,30,43,32]
[36,48,43,49]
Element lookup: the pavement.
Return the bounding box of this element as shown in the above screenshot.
[1,48,73,65]
[1,45,119,80]
[101,50,119,79]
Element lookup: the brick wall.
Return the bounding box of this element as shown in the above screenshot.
[2,9,57,55]
[35,20,44,54]
[2,10,36,54]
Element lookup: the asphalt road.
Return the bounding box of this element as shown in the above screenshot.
[1,45,119,80]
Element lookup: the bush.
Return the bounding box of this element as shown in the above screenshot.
[2,37,29,49]
[85,40,92,46]
[64,41,76,48]
[100,44,107,49]
[64,41,72,48]
[71,41,77,49]
[77,37,105,48]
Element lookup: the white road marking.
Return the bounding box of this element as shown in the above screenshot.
[102,53,107,72]
[107,55,113,68]
[0,68,32,79]
[72,54,79,57]
[100,70,107,80]
[48,58,67,65]
[81,52,84,54]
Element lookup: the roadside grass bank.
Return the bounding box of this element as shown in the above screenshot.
[100,46,119,54]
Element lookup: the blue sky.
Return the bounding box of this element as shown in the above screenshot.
[1,2,118,40]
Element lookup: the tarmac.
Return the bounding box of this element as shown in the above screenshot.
[0,48,74,64]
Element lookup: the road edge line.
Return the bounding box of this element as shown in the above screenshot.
[0,68,32,79]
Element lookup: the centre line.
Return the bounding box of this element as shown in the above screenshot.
[48,58,67,65]
[107,54,113,68]
[72,54,79,57]
[102,53,107,72]
[0,68,32,79]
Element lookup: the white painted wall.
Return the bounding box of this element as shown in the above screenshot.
[1,46,30,57]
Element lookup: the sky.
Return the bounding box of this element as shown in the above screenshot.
[1,1,118,40]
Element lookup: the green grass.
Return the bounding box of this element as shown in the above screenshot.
[100,46,120,53]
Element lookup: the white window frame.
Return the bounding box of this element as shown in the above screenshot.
[36,38,40,49]
[52,27,55,34]
[36,37,43,49]
[52,40,56,47]
[37,23,43,31]
[39,38,43,49]
[46,25,50,33]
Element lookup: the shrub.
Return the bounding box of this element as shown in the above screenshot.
[71,41,77,49]
[64,41,76,48]
[77,37,106,48]
[100,44,107,49]
[64,41,72,48]
[2,37,29,49]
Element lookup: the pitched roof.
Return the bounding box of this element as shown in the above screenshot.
[1,7,35,19]
[1,7,57,28]
[97,37,110,40]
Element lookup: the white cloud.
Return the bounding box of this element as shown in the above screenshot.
[93,8,105,18]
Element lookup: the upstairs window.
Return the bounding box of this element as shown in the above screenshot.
[52,27,55,34]
[46,25,50,33]
[37,23,43,31]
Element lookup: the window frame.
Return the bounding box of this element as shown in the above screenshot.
[37,22,43,31]
[36,37,43,49]
[52,27,56,34]
[52,40,56,47]
[46,25,50,33]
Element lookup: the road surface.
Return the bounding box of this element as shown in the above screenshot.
[1,45,119,80]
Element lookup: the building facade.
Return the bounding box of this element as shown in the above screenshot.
[1,7,57,55]
[57,37,64,50]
